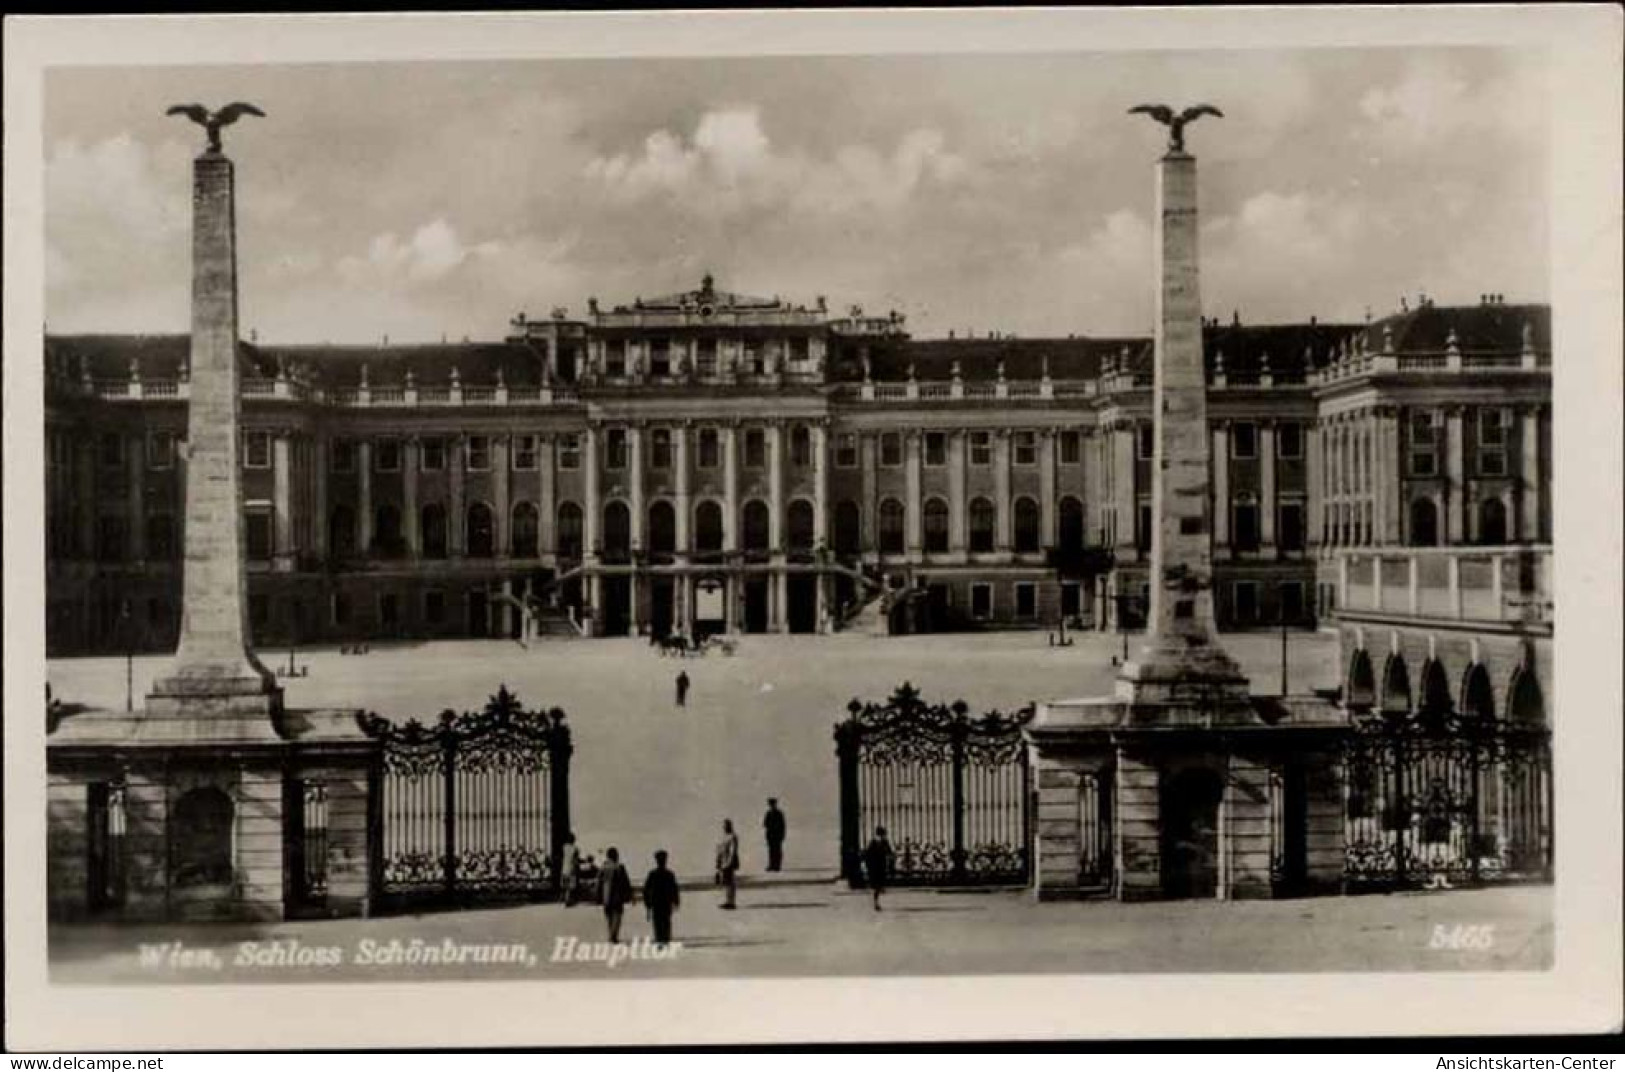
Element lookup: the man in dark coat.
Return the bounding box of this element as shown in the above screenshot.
[597,846,634,942]
[676,670,691,707]
[715,818,740,909]
[763,798,787,872]
[862,826,895,911]
[642,849,682,945]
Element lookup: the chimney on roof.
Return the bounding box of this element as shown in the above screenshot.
[1310,315,1317,327]
[249,328,258,344]
[1231,309,1240,328]
[1400,296,1409,312]
[382,334,389,347]
[948,330,955,340]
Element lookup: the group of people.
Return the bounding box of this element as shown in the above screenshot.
[555,799,794,944]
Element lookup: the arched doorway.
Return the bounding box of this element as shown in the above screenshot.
[373,504,403,558]
[602,501,631,560]
[1059,496,1085,551]
[1508,665,1546,725]
[1346,648,1376,709]
[1478,498,1508,545]
[329,505,356,559]
[648,501,676,557]
[878,498,906,555]
[1013,496,1041,553]
[511,502,539,558]
[466,503,495,558]
[420,503,448,559]
[171,786,235,890]
[1161,767,1223,899]
[556,502,583,560]
[1381,653,1412,714]
[1461,663,1496,719]
[786,499,815,554]
[1410,498,1439,547]
[969,497,996,553]
[833,500,861,556]
[923,497,949,554]
[742,500,771,554]
[694,501,723,554]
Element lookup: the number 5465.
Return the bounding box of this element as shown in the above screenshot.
[1430,924,1496,950]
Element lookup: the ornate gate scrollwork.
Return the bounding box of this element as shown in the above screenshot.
[361,685,572,910]
[836,682,1032,887]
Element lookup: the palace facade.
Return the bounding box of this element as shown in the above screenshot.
[43,277,1552,656]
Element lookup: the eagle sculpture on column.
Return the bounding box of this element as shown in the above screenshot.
[1128,103,1223,153]
[165,102,266,152]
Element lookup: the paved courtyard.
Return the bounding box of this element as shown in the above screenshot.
[50,629,1341,879]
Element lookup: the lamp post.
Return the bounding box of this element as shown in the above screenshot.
[120,598,134,712]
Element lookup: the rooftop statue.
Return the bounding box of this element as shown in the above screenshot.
[1127,103,1223,154]
[165,101,266,153]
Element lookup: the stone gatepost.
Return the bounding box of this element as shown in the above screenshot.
[47,109,380,925]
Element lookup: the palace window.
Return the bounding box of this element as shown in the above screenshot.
[1233,495,1261,552]
[1231,421,1258,460]
[242,431,271,470]
[1013,497,1041,552]
[696,339,717,379]
[878,498,906,554]
[605,428,627,471]
[744,339,765,376]
[1278,501,1306,552]
[1408,411,1438,477]
[374,437,400,473]
[604,339,627,378]
[744,429,766,469]
[835,433,858,469]
[334,441,357,474]
[1059,430,1081,465]
[467,435,491,472]
[791,425,812,468]
[925,432,947,468]
[923,498,950,553]
[1136,502,1152,553]
[650,428,672,471]
[147,431,175,470]
[420,503,448,559]
[1279,581,1306,623]
[971,583,994,621]
[556,434,580,471]
[880,432,903,468]
[245,506,273,560]
[1232,581,1259,624]
[1136,424,1154,461]
[788,337,810,366]
[1477,409,1507,476]
[969,498,996,553]
[1014,431,1037,466]
[421,437,445,471]
[513,435,538,471]
[1277,421,1303,459]
[99,432,124,470]
[697,428,720,470]
[1014,582,1037,620]
[649,339,671,378]
[970,431,992,466]
[424,591,446,627]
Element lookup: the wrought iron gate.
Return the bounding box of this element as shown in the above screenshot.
[362,685,572,910]
[1343,709,1551,890]
[837,683,1032,887]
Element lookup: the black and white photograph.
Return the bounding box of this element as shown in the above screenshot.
[4,8,1620,1050]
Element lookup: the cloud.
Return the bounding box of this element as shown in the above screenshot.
[336,219,502,288]
[1356,55,1547,150]
[585,106,972,219]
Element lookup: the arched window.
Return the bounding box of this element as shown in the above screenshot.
[648,501,676,555]
[171,786,234,887]
[466,503,495,558]
[511,502,540,558]
[1381,653,1412,714]
[923,497,950,553]
[556,502,583,559]
[602,501,631,558]
[969,497,996,553]
[833,500,861,555]
[1410,498,1439,547]
[790,424,812,468]
[1059,496,1085,552]
[1461,663,1495,719]
[742,500,770,552]
[1419,658,1453,717]
[1346,648,1376,708]
[787,499,815,552]
[1508,666,1546,725]
[373,504,402,557]
[420,503,447,559]
[1014,496,1042,553]
[878,498,906,555]
[1478,498,1508,545]
[694,501,723,553]
[329,505,356,558]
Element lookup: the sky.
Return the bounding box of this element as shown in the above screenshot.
[43,48,1550,344]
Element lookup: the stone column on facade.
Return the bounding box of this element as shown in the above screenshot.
[493,435,511,558]
[722,423,739,552]
[859,433,878,548]
[1039,428,1057,549]
[1120,145,1244,692]
[583,426,600,556]
[313,437,329,558]
[628,423,645,553]
[812,421,829,548]
[357,439,373,556]
[1378,409,1400,545]
[1260,420,1277,552]
[994,429,1013,551]
[128,433,147,561]
[1113,423,1136,554]
[147,145,279,711]
[1305,423,1322,550]
[402,435,419,557]
[904,430,923,554]
[948,430,967,553]
[538,433,556,555]
[1445,407,1466,544]
[1520,406,1541,541]
[272,430,293,564]
[674,423,692,552]
[76,441,96,562]
[1212,422,1230,552]
[447,435,466,556]
[766,421,784,552]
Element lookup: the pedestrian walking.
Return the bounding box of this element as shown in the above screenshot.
[862,825,895,911]
[642,849,682,945]
[714,818,740,909]
[559,831,581,907]
[597,846,634,942]
[676,669,691,707]
[763,798,787,873]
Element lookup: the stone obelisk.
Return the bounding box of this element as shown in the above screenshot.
[1118,111,1247,703]
[148,109,283,725]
